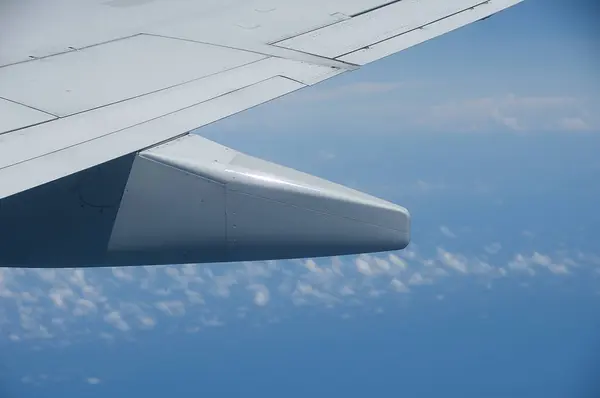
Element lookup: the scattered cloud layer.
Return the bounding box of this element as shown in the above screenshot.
[1,238,598,349]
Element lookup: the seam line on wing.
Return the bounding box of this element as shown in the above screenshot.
[0,119,56,136]
[0,77,294,173]
[138,155,406,234]
[276,75,309,86]
[335,0,493,58]
[349,0,404,18]
[143,33,274,57]
[228,191,407,234]
[143,33,359,71]
[42,57,266,120]
[0,96,59,118]
[0,33,144,69]
[266,16,351,44]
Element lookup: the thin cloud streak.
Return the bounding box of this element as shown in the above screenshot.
[199,83,600,135]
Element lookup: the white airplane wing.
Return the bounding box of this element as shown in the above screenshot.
[0,0,523,267]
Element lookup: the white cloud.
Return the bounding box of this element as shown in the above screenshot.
[340,285,355,296]
[185,290,204,305]
[439,226,457,238]
[373,257,391,272]
[291,281,339,306]
[73,299,97,316]
[508,252,573,276]
[437,248,468,274]
[208,272,238,298]
[388,253,408,270]
[111,267,135,282]
[355,258,372,275]
[202,317,224,327]
[104,311,130,332]
[318,150,336,161]
[484,243,502,255]
[557,117,590,131]
[408,272,431,286]
[155,301,186,316]
[547,264,569,275]
[531,252,552,267]
[508,254,537,275]
[304,259,321,273]
[288,81,409,102]
[248,284,270,307]
[390,278,409,293]
[137,315,156,329]
[420,94,597,133]
[0,242,596,347]
[415,180,448,193]
[86,377,101,385]
[49,287,74,309]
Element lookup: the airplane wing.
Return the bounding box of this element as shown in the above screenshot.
[0,0,523,267]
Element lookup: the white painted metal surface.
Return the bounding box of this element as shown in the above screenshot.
[0,51,350,200]
[275,0,518,59]
[144,134,407,230]
[0,0,526,267]
[0,0,524,200]
[340,0,522,64]
[0,35,265,117]
[0,98,55,134]
[0,0,393,65]
[0,58,332,170]
[0,76,304,200]
[109,153,229,256]
[109,134,409,263]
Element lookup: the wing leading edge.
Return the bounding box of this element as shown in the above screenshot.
[0,0,524,267]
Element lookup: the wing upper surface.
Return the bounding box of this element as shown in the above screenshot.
[0,0,523,199]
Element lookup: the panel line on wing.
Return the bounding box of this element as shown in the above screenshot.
[0,97,58,136]
[263,14,352,44]
[275,75,310,86]
[0,119,56,136]
[0,96,59,118]
[0,55,339,175]
[338,0,521,65]
[349,0,404,17]
[0,33,145,70]
[51,57,267,119]
[143,33,359,71]
[0,76,294,173]
[0,76,304,200]
[271,0,499,60]
[336,0,492,59]
[0,34,270,117]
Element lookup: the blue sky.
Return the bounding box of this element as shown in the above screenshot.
[1,0,599,397]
